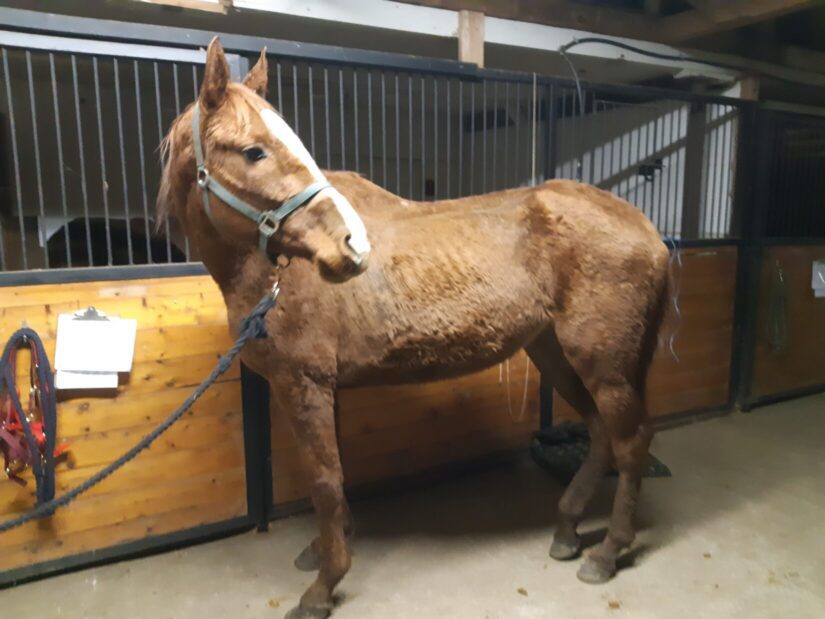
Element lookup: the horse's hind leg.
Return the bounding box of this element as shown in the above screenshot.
[526,330,613,561]
[576,380,652,584]
[270,373,351,619]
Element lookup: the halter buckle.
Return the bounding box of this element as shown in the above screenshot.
[257,211,280,238]
[197,166,209,188]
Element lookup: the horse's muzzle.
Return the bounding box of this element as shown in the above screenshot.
[317,238,369,283]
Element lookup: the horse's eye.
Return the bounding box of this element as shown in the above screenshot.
[243,146,267,162]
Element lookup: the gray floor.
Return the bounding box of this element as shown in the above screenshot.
[4,395,825,619]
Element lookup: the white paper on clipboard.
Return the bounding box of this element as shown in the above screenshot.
[54,370,119,390]
[54,310,137,374]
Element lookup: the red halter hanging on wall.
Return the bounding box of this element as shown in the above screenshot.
[0,328,69,503]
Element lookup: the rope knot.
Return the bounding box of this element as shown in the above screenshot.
[239,295,277,340]
[241,314,269,339]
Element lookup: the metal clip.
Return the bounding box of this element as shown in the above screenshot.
[257,211,280,238]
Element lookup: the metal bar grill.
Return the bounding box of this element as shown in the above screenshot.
[72,55,93,264]
[308,65,315,157]
[446,79,451,198]
[458,80,463,198]
[324,67,332,170]
[380,72,386,185]
[0,33,759,275]
[339,67,346,170]
[408,74,413,198]
[481,80,487,193]
[352,70,358,173]
[469,82,475,195]
[133,60,152,261]
[94,56,113,266]
[51,52,73,267]
[762,110,825,238]
[433,77,438,198]
[420,75,425,199]
[26,50,48,267]
[153,61,172,263]
[114,57,133,266]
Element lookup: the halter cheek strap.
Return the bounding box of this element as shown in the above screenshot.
[191,103,330,252]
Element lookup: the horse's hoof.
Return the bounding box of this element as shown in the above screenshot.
[294,543,321,572]
[549,536,582,561]
[284,605,331,619]
[576,556,616,584]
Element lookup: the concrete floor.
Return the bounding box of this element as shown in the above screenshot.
[5,395,825,619]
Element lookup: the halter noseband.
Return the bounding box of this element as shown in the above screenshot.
[191,103,330,252]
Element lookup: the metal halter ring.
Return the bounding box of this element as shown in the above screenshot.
[257,211,280,238]
[197,167,209,188]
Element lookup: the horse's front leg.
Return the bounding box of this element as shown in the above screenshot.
[294,501,354,572]
[272,372,350,619]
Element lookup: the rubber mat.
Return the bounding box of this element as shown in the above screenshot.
[530,423,671,485]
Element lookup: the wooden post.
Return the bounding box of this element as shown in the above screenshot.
[141,0,229,14]
[458,9,484,67]
[739,76,760,102]
[680,101,707,239]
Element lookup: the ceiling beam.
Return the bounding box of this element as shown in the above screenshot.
[395,0,658,41]
[644,0,664,16]
[139,0,229,14]
[660,0,819,43]
[400,0,819,45]
[682,0,715,18]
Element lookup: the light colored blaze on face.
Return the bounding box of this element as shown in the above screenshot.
[259,108,370,256]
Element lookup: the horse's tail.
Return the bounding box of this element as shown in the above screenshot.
[660,237,682,364]
[637,240,675,399]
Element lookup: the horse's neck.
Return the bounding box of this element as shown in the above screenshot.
[198,230,270,314]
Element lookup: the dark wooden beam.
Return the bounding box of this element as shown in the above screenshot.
[400,0,818,46]
[644,0,664,16]
[660,0,819,43]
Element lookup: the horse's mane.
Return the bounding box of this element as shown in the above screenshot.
[155,106,191,233]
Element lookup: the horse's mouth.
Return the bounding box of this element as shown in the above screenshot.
[317,254,369,283]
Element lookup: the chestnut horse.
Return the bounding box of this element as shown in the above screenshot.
[158,38,670,619]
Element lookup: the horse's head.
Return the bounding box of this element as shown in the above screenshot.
[159,38,369,282]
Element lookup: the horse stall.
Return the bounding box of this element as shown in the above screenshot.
[1,4,824,619]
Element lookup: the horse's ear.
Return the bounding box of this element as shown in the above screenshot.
[243,48,268,98]
[201,36,229,110]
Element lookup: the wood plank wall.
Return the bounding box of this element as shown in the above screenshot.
[751,245,825,397]
[0,246,747,572]
[553,246,738,423]
[271,352,540,504]
[0,275,248,574]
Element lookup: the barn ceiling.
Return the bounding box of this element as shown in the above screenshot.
[400,0,825,66]
[3,0,824,104]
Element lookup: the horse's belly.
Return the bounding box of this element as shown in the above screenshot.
[338,312,547,386]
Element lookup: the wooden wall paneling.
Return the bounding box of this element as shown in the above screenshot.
[751,245,825,397]
[270,351,540,505]
[0,276,249,574]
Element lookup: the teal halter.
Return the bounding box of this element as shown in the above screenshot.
[191,103,330,252]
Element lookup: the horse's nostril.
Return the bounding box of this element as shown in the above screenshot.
[343,234,359,260]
